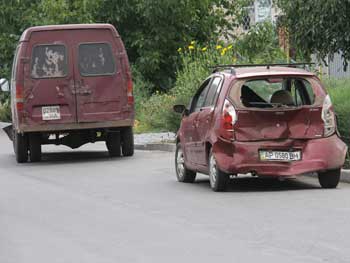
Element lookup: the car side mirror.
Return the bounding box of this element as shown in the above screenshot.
[0,78,10,92]
[173,104,189,116]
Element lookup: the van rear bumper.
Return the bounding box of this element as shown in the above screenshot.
[214,135,347,177]
[18,119,134,132]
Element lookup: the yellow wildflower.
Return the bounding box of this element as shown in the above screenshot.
[216,45,223,50]
[227,44,233,50]
[188,45,195,50]
[201,47,208,52]
[177,47,182,53]
[221,47,227,56]
[190,40,195,45]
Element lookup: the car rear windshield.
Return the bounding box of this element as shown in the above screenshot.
[78,43,115,76]
[240,78,315,108]
[31,44,67,78]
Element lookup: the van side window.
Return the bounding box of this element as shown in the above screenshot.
[31,45,67,78]
[78,43,115,76]
[11,46,20,81]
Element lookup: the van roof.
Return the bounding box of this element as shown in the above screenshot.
[20,24,119,42]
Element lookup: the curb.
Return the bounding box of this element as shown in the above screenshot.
[135,143,176,152]
[340,170,350,183]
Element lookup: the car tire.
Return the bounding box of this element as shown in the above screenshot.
[175,143,196,183]
[29,133,42,162]
[106,132,121,157]
[13,131,28,163]
[318,169,341,189]
[209,150,229,192]
[121,127,134,157]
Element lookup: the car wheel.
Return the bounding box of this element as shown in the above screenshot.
[13,131,28,163]
[106,132,121,157]
[209,150,229,192]
[29,133,42,162]
[318,169,341,189]
[121,127,134,157]
[175,143,196,183]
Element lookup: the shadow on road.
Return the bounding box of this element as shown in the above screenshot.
[28,150,127,165]
[192,176,320,192]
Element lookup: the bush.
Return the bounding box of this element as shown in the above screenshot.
[324,78,350,144]
[137,22,288,132]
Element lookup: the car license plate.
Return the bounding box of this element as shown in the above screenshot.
[259,150,301,162]
[42,106,61,120]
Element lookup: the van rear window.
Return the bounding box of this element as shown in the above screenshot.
[78,43,115,76]
[31,45,68,79]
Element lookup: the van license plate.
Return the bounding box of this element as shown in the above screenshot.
[259,150,301,162]
[42,106,61,120]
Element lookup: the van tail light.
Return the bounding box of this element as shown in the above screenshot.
[220,99,237,140]
[321,94,336,137]
[15,84,24,111]
[126,72,134,105]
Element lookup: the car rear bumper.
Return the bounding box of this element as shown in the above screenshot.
[18,119,134,132]
[214,134,347,177]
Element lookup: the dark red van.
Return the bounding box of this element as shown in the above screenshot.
[174,65,347,191]
[1,24,134,163]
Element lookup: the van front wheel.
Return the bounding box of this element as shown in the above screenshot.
[318,169,341,189]
[13,131,28,163]
[29,133,42,162]
[121,127,134,157]
[106,132,121,157]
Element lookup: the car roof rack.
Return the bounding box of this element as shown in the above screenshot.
[210,63,315,74]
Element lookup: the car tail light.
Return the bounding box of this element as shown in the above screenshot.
[220,99,237,140]
[321,94,336,137]
[15,84,24,111]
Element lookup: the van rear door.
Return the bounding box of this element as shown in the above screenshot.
[25,32,77,126]
[72,29,126,123]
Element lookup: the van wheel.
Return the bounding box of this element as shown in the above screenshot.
[121,127,134,157]
[209,150,229,192]
[318,169,341,189]
[106,132,121,157]
[13,131,28,163]
[29,133,42,162]
[175,143,196,183]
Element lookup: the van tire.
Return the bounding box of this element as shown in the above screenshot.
[106,132,121,157]
[209,150,229,192]
[175,143,196,183]
[121,127,134,157]
[318,169,341,189]
[13,131,28,163]
[29,133,42,162]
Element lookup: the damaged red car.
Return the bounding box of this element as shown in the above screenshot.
[173,64,347,191]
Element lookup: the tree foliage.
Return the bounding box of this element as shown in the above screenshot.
[0,0,252,91]
[277,0,350,66]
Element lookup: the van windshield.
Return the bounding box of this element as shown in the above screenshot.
[240,78,315,108]
[31,44,67,78]
[78,43,115,76]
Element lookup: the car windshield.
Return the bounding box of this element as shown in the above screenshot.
[240,78,315,108]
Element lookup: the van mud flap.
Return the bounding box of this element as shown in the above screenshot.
[2,124,13,141]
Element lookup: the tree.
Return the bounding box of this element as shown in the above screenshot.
[95,0,251,91]
[277,0,350,67]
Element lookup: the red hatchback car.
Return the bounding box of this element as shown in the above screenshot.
[174,64,347,191]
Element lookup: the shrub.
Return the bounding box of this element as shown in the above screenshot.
[137,22,288,132]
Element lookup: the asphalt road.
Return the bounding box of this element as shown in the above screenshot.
[1,128,350,263]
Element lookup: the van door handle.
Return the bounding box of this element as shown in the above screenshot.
[80,89,92,95]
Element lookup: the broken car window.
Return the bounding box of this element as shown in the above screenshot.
[79,43,115,76]
[240,78,315,108]
[31,45,67,78]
